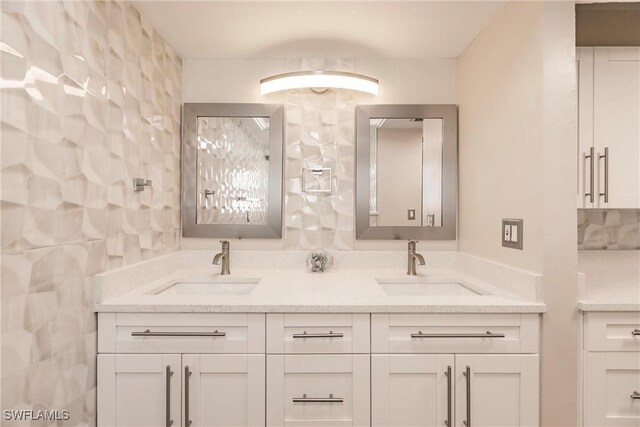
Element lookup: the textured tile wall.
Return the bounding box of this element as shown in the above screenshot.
[284,59,356,250]
[578,209,640,250]
[0,1,182,425]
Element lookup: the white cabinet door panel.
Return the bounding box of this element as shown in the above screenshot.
[593,47,640,208]
[98,354,182,427]
[182,354,265,427]
[371,354,453,427]
[584,352,640,426]
[578,47,595,208]
[267,355,370,427]
[455,355,539,427]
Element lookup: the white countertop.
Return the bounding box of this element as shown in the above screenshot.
[578,250,640,312]
[94,251,545,314]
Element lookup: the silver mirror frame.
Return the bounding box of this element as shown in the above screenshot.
[356,104,458,240]
[182,103,284,238]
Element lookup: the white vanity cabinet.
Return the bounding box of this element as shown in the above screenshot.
[97,313,266,427]
[583,312,640,426]
[98,354,183,427]
[97,312,541,427]
[577,47,640,209]
[371,314,540,427]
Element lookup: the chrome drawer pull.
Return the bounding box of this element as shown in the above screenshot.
[463,366,471,427]
[632,329,640,336]
[585,147,595,203]
[165,365,174,427]
[411,331,505,339]
[632,391,640,400]
[292,331,344,339]
[293,393,343,403]
[131,329,226,337]
[599,147,609,203]
[445,366,452,427]
[185,366,192,427]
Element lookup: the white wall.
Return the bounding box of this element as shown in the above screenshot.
[376,128,423,226]
[457,2,578,425]
[181,58,458,251]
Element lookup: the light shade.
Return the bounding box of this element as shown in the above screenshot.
[260,70,379,95]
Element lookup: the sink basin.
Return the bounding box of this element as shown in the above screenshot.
[151,278,260,296]
[375,278,483,296]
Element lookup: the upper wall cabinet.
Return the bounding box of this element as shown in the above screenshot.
[182,104,284,238]
[578,47,640,209]
[355,105,458,240]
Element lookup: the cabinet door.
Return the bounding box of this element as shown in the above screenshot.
[371,354,454,427]
[98,354,182,427]
[594,47,640,208]
[584,352,640,426]
[182,354,265,427]
[455,355,539,427]
[266,354,370,427]
[577,47,595,208]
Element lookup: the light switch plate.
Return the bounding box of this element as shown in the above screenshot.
[502,218,523,250]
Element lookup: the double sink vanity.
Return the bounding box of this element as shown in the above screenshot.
[95,248,544,427]
[94,102,547,426]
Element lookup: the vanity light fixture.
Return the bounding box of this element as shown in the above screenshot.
[260,70,379,95]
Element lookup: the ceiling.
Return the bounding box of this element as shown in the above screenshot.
[133,1,507,60]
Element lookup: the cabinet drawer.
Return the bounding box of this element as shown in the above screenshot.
[584,351,640,426]
[98,312,265,353]
[267,354,370,426]
[585,312,640,352]
[371,313,539,354]
[267,313,370,354]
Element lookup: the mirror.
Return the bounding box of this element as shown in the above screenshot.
[182,104,283,238]
[356,105,457,240]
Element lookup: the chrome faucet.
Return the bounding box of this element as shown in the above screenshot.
[212,240,230,275]
[407,240,425,276]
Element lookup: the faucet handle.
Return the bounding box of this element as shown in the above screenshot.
[219,240,229,249]
[408,239,419,248]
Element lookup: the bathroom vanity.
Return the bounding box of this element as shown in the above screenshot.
[95,251,544,427]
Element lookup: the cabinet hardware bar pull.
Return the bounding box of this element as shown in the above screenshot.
[463,366,471,427]
[131,329,225,337]
[293,393,344,403]
[631,391,640,399]
[165,365,173,427]
[585,147,595,203]
[599,147,609,203]
[445,366,452,427]
[631,329,640,336]
[292,331,344,339]
[411,331,505,339]
[185,366,192,427]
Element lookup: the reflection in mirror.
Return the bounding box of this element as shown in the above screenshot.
[196,117,270,225]
[369,118,443,227]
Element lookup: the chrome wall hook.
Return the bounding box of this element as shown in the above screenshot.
[133,178,152,192]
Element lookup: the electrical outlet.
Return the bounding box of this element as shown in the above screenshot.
[408,209,416,220]
[502,219,523,250]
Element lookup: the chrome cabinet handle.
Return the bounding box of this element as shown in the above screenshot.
[185,366,192,427]
[131,329,225,337]
[445,365,452,427]
[411,331,505,339]
[463,366,471,427]
[631,391,640,399]
[292,331,344,339]
[631,329,640,336]
[293,393,344,403]
[165,365,174,427]
[599,147,609,203]
[585,147,595,203]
